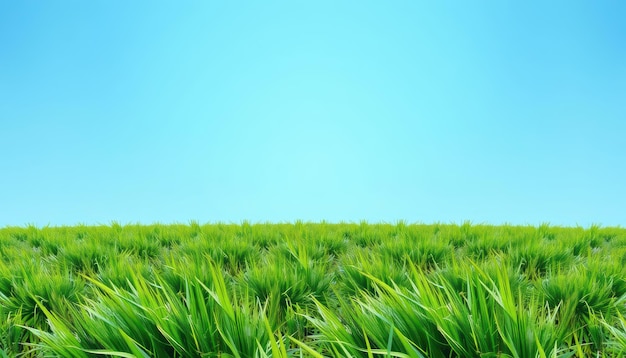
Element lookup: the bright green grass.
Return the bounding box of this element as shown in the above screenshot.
[1,221,626,357]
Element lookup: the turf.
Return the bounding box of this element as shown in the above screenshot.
[1,221,625,357]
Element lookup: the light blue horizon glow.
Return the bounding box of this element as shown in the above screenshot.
[1,1,625,228]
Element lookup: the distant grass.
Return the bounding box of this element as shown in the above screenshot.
[0,222,625,356]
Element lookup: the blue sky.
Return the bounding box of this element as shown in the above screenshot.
[1,1,625,227]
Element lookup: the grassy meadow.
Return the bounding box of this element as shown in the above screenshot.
[1,221,626,357]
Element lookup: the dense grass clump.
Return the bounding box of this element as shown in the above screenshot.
[1,222,626,357]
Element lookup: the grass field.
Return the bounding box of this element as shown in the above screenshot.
[1,221,626,357]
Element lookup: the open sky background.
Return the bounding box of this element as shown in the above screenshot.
[1,1,625,227]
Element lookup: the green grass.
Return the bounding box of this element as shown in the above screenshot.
[1,222,625,357]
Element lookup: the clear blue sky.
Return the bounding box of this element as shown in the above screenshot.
[1,1,625,227]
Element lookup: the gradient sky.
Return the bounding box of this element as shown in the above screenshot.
[1,1,625,227]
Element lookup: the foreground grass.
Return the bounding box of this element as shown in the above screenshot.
[1,221,626,357]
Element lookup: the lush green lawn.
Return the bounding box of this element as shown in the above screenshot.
[1,221,626,357]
